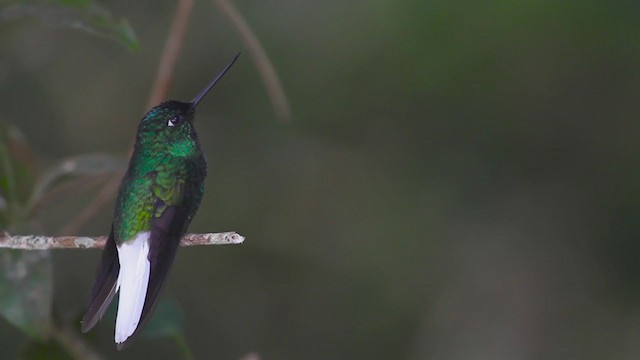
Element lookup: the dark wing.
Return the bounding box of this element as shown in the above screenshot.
[81,227,120,333]
[116,200,190,350]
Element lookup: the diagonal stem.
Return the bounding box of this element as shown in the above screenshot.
[213,0,292,123]
[59,171,122,235]
[147,0,195,108]
[52,324,104,360]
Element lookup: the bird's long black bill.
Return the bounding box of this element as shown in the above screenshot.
[190,52,241,110]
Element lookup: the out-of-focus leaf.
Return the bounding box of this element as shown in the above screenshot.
[0,1,139,51]
[55,0,92,8]
[0,123,38,229]
[104,298,190,355]
[21,337,72,360]
[141,298,184,339]
[28,153,125,210]
[109,18,138,52]
[0,249,52,339]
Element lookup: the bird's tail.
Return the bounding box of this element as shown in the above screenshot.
[114,232,151,345]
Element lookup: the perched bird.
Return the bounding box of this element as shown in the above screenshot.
[81,53,240,349]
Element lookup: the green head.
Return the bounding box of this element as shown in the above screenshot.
[134,53,240,156]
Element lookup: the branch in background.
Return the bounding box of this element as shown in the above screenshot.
[59,172,122,236]
[53,325,104,360]
[239,352,261,360]
[146,0,195,107]
[60,0,195,235]
[0,232,244,250]
[213,0,292,123]
[29,175,105,216]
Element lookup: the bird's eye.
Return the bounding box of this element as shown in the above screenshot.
[167,116,182,127]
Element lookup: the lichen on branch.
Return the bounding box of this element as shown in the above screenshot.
[0,232,244,250]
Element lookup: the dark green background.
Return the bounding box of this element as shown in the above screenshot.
[2,0,640,358]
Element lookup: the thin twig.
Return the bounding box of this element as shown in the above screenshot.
[239,352,261,360]
[60,0,194,235]
[147,0,195,107]
[0,231,244,250]
[59,171,123,235]
[213,0,292,123]
[30,175,106,216]
[52,324,104,360]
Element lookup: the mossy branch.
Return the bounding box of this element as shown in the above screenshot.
[0,232,244,250]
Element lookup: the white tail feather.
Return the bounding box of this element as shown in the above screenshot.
[114,232,150,344]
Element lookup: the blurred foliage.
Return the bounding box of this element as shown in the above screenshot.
[0,124,53,342]
[0,249,52,339]
[141,298,184,339]
[0,0,138,51]
[140,298,193,359]
[0,123,37,229]
[0,124,125,356]
[28,152,125,214]
[21,337,73,360]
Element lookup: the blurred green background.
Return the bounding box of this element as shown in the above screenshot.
[2,0,640,358]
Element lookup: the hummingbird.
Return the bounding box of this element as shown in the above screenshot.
[81,53,240,350]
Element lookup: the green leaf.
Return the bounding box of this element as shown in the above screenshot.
[0,1,139,51]
[0,249,53,339]
[55,0,92,8]
[110,18,138,52]
[21,337,73,360]
[105,298,192,357]
[141,298,184,339]
[28,152,125,210]
[0,123,37,229]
